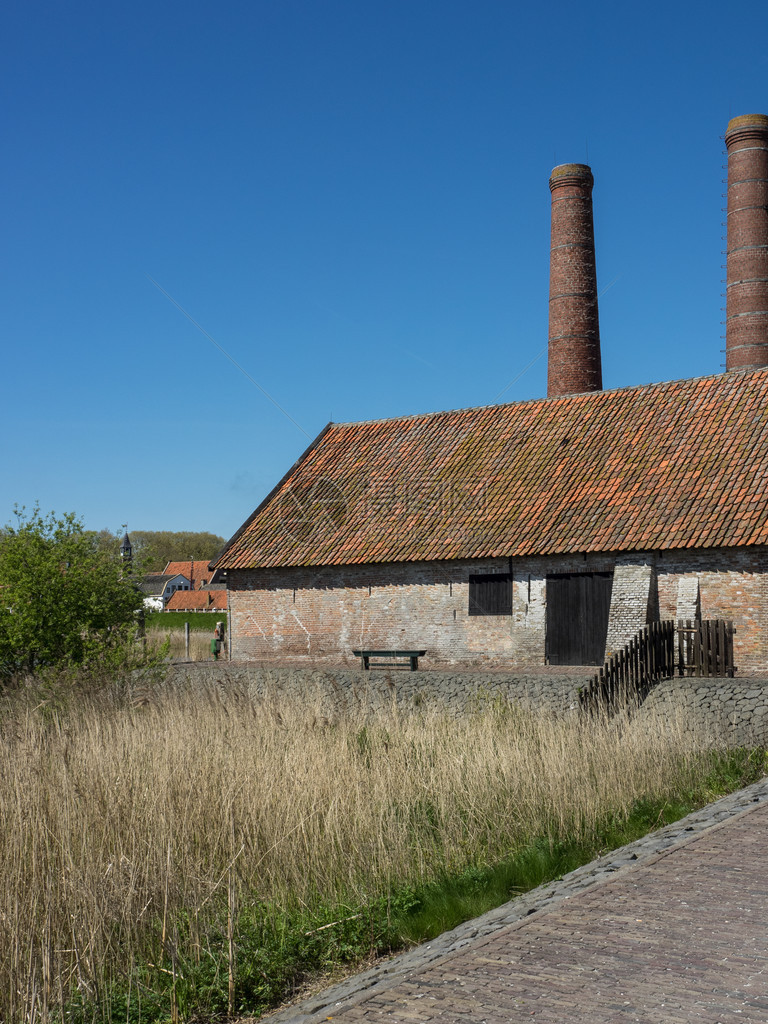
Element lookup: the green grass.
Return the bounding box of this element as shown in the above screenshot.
[144,611,226,632]
[63,746,766,1024]
[378,747,767,948]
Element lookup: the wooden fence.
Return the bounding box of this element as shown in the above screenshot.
[580,619,734,715]
[676,619,735,678]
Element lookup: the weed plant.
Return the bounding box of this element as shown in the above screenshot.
[0,674,763,1023]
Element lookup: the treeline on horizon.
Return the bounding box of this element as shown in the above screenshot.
[97,529,227,573]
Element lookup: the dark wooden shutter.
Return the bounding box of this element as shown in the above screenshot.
[468,573,513,616]
[545,572,612,665]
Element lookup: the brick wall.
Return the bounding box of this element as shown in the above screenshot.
[604,562,654,654]
[228,546,768,673]
[229,559,516,667]
[675,576,701,621]
[655,547,768,674]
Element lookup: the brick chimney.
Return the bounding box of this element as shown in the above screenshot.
[547,163,602,397]
[725,114,768,371]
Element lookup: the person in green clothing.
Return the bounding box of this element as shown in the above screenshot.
[211,636,219,660]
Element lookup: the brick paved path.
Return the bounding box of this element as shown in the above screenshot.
[270,786,768,1023]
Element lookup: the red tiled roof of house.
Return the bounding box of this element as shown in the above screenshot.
[163,561,220,590]
[214,369,768,569]
[165,590,228,611]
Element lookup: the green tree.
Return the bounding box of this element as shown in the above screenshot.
[0,506,144,676]
[125,530,226,572]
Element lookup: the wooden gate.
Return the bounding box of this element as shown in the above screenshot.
[545,572,613,666]
[677,619,735,677]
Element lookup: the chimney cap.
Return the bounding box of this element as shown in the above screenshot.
[727,113,768,131]
[726,113,768,146]
[549,163,593,190]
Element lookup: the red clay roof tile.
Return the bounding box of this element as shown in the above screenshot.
[164,590,227,611]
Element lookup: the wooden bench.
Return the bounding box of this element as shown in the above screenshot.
[352,649,426,671]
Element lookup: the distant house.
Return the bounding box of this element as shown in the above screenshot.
[139,573,192,612]
[158,560,228,613]
[163,560,227,591]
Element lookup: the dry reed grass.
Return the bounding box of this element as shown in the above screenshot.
[0,674,720,1022]
[145,627,222,661]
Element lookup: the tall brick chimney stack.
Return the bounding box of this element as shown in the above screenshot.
[547,163,602,397]
[725,114,768,371]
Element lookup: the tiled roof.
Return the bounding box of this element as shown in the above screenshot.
[214,369,768,569]
[165,590,228,611]
[163,561,226,590]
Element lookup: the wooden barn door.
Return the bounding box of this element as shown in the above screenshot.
[546,572,613,666]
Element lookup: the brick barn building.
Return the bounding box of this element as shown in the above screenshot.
[212,114,768,673]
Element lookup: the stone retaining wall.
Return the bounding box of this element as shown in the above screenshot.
[166,663,768,744]
[635,676,768,746]
[167,662,592,716]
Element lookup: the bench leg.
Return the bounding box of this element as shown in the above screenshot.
[361,655,370,670]
[410,656,418,671]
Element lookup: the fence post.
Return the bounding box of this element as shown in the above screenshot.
[727,621,734,677]
[700,618,708,675]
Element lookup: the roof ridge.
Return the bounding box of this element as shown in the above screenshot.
[218,367,768,569]
[333,368,768,429]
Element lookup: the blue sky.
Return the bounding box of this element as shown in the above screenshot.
[2,0,767,541]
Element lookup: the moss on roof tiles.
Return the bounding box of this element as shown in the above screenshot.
[214,369,768,569]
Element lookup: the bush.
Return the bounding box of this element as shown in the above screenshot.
[0,506,145,677]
